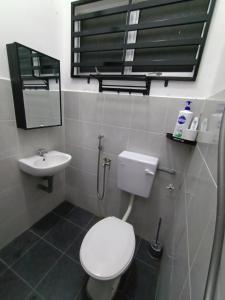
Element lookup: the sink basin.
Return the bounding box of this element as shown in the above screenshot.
[19,150,72,177]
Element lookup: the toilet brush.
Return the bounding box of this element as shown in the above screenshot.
[149,217,163,259]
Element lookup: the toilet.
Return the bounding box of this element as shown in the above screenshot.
[80,151,159,300]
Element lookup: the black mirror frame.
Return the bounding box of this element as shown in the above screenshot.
[6,42,62,130]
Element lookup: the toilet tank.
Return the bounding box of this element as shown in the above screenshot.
[117,151,159,198]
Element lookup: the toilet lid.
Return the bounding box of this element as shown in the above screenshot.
[80,217,135,280]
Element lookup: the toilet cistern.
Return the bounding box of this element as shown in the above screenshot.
[117,151,159,198]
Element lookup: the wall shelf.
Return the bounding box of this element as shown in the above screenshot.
[166,133,197,146]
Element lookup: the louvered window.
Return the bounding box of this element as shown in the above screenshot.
[71,0,216,93]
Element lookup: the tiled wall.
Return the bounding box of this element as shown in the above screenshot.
[64,91,204,246]
[157,99,224,300]
[0,79,65,249]
[211,91,225,300]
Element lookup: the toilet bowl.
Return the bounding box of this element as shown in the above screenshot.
[79,151,159,300]
[80,216,135,300]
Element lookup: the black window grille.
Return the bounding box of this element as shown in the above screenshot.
[71,0,216,94]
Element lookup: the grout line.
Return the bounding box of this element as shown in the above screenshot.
[29,221,61,240]
[51,209,91,232]
[0,205,89,299]
[64,116,167,136]
[189,216,214,271]
[5,264,37,295]
[178,275,189,300]
[33,252,64,290]
[33,237,83,292]
[30,252,65,296]
[0,258,10,276]
[25,289,45,300]
[0,119,15,123]
[184,178,192,300]
[197,144,217,188]
[1,234,41,271]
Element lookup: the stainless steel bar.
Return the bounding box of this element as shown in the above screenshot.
[204,108,225,300]
[158,166,176,175]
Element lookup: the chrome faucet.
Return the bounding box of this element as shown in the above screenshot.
[37,148,48,157]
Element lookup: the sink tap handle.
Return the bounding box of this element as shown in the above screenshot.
[37,148,48,157]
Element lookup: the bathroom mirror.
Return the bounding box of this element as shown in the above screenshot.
[7,42,62,129]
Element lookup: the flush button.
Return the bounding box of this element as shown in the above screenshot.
[145,169,154,176]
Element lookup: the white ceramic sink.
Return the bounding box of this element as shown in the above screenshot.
[19,150,72,177]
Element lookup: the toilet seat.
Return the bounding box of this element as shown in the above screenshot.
[80,216,135,281]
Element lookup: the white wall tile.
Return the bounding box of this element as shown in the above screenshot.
[187,162,217,264]
[131,96,168,133]
[190,220,215,300]
[79,121,102,149]
[0,185,25,225]
[0,121,18,159]
[65,144,81,169]
[103,94,132,128]
[0,79,15,121]
[170,228,189,300]
[0,156,21,191]
[64,91,79,119]
[102,125,129,154]
[156,252,174,300]
[179,279,191,300]
[79,92,104,123]
[17,128,49,157]
[65,119,80,147]
[127,129,163,157]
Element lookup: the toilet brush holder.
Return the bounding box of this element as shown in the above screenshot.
[149,218,163,260]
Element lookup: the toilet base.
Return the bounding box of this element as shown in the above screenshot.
[86,276,121,300]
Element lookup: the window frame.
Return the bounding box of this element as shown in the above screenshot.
[71,0,217,83]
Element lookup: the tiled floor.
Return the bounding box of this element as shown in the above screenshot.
[0,202,159,300]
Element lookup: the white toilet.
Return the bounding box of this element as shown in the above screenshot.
[80,151,159,300]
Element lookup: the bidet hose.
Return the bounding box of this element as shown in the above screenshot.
[97,149,108,201]
[97,135,111,201]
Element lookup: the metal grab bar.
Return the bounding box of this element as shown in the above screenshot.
[204,108,225,300]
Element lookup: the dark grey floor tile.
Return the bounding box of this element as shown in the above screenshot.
[114,291,131,300]
[136,239,160,269]
[53,201,74,217]
[0,231,39,266]
[31,212,60,237]
[77,285,131,300]
[134,235,141,256]
[123,259,158,300]
[117,268,132,293]
[75,286,89,300]
[66,231,86,263]
[44,219,83,252]
[12,240,60,287]
[0,260,7,275]
[65,206,93,228]
[37,255,87,300]
[0,269,32,300]
[26,291,44,300]
[84,216,101,231]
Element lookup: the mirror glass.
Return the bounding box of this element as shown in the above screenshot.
[17,44,61,128]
